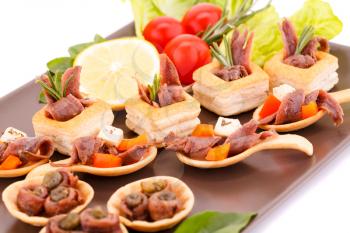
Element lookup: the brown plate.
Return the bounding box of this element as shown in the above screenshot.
[1,23,350,233]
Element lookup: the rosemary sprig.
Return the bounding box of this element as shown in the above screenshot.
[148,74,161,102]
[210,34,233,67]
[202,0,271,44]
[295,25,315,54]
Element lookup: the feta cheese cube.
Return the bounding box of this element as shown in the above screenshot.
[214,117,242,137]
[273,84,296,101]
[98,126,124,146]
[0,127,27,143]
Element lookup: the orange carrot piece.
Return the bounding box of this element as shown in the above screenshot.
[205,143,230,161]
[259,95,281,119]
[302,101,318,119]
[0,155,22,170]
[192,124,215,137]
[92,153,122,168]
[117,134,148,152]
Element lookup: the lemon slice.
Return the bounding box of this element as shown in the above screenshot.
[74,37,159,110]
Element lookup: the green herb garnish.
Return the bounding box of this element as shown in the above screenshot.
[175,211,256,233]
[147,74,161,102]
[295,25,315,54]
[210,35,233,67]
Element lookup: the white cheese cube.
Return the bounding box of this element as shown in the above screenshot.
[214,117,242,137]
[0,127,27,143]
[98,126,124,146]
[273,84,296,101]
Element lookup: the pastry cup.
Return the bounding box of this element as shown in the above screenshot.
[125,93,201,144]
[107,176,194,232]
[39,222,129,233]
[0,159,49,178]
[264,51,339,92]
[26,146,157,179]
[176,134,313,169]
[32,99,114,155]
[192,60,269,116]
[2,176,94,226]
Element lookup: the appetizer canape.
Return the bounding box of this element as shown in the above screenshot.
[27,126,157,178]
[264,19,338,92]
[0,127,54,177]
[192,29,269,116]
[33,66,114,155]
[107,176,194,232]
[253,85,350,132]
[2,169,93,226]
[125,54,201,144]
[39,206,128,233]
[164,118,313,169]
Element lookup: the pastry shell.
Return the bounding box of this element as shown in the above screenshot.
[26,146,157,179]
[0,159,49,178]
[125,93,201,144]
[2,176,94,226]
[264,51,339,92]
[176,134,313,169]
[107,176,194,232]
[32,99,114,156]
[192,60,269,116]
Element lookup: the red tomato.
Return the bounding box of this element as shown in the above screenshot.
[164,34,211,85]
[143,16,185,52]
[182,3,222,35]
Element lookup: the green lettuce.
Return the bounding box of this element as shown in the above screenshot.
[130,0,253,37]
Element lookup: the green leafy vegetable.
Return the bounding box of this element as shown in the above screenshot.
[290,0,342,40]
[68,34,107,59]
[47,57,74,74]
[148,74,161,101]
[295,25,315,54]
[175,211,256,233]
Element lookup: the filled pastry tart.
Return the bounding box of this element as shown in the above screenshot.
[192,29,269,116]
[2,169,93,226]
[107,176,194,232]
[39,206,128,233]
[253,84,349,132]
[125,54,201,145]
[264,19,339,92]
[164,118,313,168]
[27,126,157,178]
[32,66,114,155]
[0,127,54,177]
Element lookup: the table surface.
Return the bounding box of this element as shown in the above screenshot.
[0,0,350,233]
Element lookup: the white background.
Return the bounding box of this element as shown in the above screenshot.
[0,0,349,232]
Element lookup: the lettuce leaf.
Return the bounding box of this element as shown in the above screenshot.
[290,0,343,39]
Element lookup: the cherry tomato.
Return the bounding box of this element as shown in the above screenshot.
[143,16,185,53]
[164,34,211,85]
[182,3,222,35]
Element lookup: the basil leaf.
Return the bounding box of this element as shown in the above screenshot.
[175,211,256,233]
[47,57,73,74]
[68,34,106,59]
[38,91,47,104]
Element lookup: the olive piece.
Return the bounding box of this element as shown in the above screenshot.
[32,185,47,198]
[141,179,167,195]
[158,191,176,201]
[50,186,69,202]
[125,193,144,208]
[90,206,107,219]
[59,213,80,230]
[42,171,62,190]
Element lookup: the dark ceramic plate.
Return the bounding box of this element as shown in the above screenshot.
[1,23,350,233]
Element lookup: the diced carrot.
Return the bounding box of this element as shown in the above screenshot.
[205,143,230,161]
[259,95,281,119]
[117,134,148,152]
[302,101,318,119]
[0,155,22,170]
[92,153,122,168]
[192,124,215,137]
